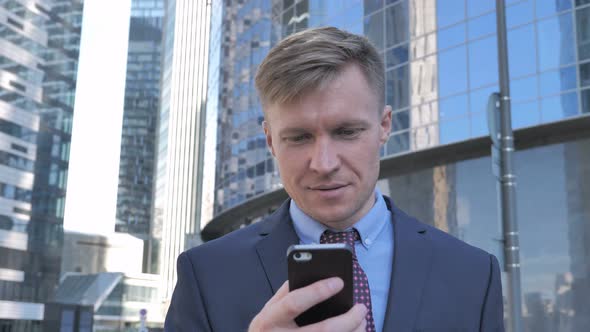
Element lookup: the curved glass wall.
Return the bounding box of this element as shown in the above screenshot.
[377,136,590,331]
[214,0,590,216]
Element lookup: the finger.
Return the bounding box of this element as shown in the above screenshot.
[270,277,344,321]
[301,303,367,332]
[354,317,367,332]
[265,281,290,307]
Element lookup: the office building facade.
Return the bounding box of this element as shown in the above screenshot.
[115,0,164,275]
[154,0,211,300]
[206,1,590,330]
[0,0,84,330]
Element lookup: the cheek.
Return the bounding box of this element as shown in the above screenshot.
[275,150,303,181]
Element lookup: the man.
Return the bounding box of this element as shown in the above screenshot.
[165,27,504,331]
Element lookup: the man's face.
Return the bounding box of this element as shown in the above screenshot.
[263,64,392,230]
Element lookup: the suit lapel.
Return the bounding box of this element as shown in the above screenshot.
[382,197,434,332]
[254,196,434,330]
[255,200,300,293]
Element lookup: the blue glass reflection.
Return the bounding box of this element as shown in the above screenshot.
[380,138,590,331]
[507,0,534,28]
[364,0,383,16]
[364,11,384,49]
[581,89,590,113]
[511,76,537,102]
[386,131,409,154]
[385,1,408,48]
[467,0,495,17]
[470,85,499,114]
[438,45,468,97]
[539,66,577,96]
[468,12,496,40]
[512,100,540,128]
[535,0,572,18]
[440,116,470,144]
[438,23,466,50]
[386,44,409,69]
[470,111,488,137]
[468,36,498,89]
[386,65,409,110]
[579,62,590,87]
[437,0,465,28]
[323,1,364,29]
[439,94,468,120]
[577,6,590,61]
[391,110,409,131]
[541,91,579,121]
[508,25,536,78]
[537,13,575,71]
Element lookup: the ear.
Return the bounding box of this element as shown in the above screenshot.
[379,105,392,145]
[262,120,276,157]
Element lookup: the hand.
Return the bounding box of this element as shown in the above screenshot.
[248,277,367,332]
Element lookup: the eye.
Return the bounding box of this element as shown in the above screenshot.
[335,127,364,139]
[284,133,312,144]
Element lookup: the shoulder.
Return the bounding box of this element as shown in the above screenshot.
[181,202,289,263]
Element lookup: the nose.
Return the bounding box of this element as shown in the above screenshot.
[309,137,340,175]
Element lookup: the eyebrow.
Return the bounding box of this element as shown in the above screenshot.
[278,127,309,137]
[278,120,372,136]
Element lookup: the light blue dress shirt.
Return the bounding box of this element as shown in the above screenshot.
[290,189,394,332]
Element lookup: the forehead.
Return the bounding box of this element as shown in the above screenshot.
[263,64,380,126]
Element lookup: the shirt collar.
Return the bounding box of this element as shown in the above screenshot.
[290,188,389,249]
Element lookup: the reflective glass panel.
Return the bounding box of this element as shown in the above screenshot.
[577,6,590,61]
[535,0,572,18]
[386,65,409,110]
[512,100,540,128]
[378,137,590,332]
[468,36,498,89]
[511,76,538,102]
[386,130,409,154]
[386,0,408,48]
[439,94,468,120]
[364,0,383,15]
[539,66,577,97]
[537,13,575,71]
[541,91,579,121]
[436,0,465,28]
[392,109,410,131]
[386,44,409,68]
[581,88,590,113]
[470,85,499,114]
[438,45,468,97]
[470,111,488,137]
[438,23,466,50]
[507,0,534,28]
[467,0,495,17]
[364,11,384,50]
[468,12,496,40]
[508,24,536,78]
[440,116,470,144]
[579,62,590,87]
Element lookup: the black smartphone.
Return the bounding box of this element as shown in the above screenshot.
[287,244,354,326]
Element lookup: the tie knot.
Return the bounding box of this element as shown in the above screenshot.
[320,229,360,248]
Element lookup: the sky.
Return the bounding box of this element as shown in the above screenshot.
[63,0,132,235]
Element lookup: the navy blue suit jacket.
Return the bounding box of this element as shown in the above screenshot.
[165,196,504,331]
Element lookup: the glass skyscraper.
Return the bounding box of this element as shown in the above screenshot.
[115,0,164,272]
[206,0,590,330]
[155,0,211,301]
[0,0,83,330]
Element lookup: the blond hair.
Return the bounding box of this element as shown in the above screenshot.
[255,27,384,112]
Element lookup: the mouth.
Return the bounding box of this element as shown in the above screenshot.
[309,184,348,191]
